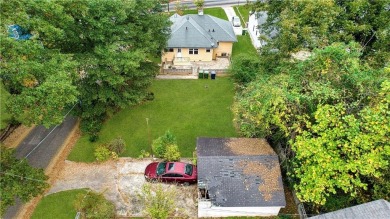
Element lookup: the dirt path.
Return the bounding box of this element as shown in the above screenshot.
[48,158,198,218]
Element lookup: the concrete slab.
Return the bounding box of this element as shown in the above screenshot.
[223,7,242,35]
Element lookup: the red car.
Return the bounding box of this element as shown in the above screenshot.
[144,161,197,185]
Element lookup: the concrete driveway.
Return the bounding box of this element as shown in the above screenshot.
[48,158,197,218]
[223,7,243,35]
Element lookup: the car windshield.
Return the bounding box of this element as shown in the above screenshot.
[185,164,193,175]
[157,162,167,176]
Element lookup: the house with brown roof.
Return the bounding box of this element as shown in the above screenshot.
[196,137,286,217]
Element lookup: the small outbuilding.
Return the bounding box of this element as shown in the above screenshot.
[197,137,286,217]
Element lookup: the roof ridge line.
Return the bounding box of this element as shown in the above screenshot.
[171,17,186,35]
[187,15,214,46]
[209,15,236,41]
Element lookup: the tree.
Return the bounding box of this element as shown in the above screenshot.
[253,0,390,70]
[292,80,390,205]
[194,0,205,11]
[0,0,79,127]
[174,0,188,15]
[1,0,171,135]
[56,0,171,138]
[0,145,49,215]
[233,42,389,209]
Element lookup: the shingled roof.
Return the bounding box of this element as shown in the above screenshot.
[197,138,286,207]
[167,13,237,48]
[309,199,390,219]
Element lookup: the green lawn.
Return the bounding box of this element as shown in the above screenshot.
[234,5,251,25]
[0,81,11,130]
[232,35,258,59]
[69,78,237,162]
[31,189,88,219]
[183,7,228,20]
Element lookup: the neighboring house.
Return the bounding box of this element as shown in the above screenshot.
[247,11,278,49]
[197,137,286,217]
[162,13,237,65]
[309,199,390,219]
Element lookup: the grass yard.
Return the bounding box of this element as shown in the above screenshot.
[232,35,258,59]
[234,5,251,25]
[69,78,237,162]
[0,81,11,130]
[183,7,228,20]
[31,189,88,219]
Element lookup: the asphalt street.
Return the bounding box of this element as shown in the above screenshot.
[3,116,78,219]
[165,0,256,10]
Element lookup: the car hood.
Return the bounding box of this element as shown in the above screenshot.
[144,162,158,177]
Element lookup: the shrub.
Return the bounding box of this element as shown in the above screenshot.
[94,145,112,162]
[74,190,115,219]
[138,184,176,219]
[107,137,125,155]
[138,149,151,158]
[163,144,181,161]
[228,53,262,84]
[152,130,176,158]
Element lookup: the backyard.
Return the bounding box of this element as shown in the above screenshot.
[69,78,237,162]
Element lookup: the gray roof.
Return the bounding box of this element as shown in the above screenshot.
[167,14,237,48]
[197,138,286,208]
[309,199,390,219]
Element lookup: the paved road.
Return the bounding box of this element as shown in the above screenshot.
[3,116,78,219]
[165,0,256,10]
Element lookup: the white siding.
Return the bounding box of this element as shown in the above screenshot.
[248,13,263,49]
[198,201,282,218]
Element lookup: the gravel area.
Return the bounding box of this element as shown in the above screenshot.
[48,158,197,218]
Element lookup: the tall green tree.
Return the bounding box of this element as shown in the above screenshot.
[292,81,390,205]
[233,42,389,208]
[0,0,78,127]
[0,145,49,215]
[253,0,390,70]
[53,0,171,138]
[1,0,171,134]
[0,35,79,127]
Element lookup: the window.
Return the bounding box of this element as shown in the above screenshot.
[168,48,174,52]
[185,164,193,175]
[189,48,198,55]
[178,48,181,52]
[157,162,167,176]
[206,49,211,53]
[168,163,175,171]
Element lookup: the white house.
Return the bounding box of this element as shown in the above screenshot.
[247,11,278,49]
[197,138,286,217]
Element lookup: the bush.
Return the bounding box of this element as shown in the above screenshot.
[138,184,177,219]
[94,145,112,162]
[228,53,262,84]
[138,149,151,158]
[163,144,181,161]
[107,137,125,155]
[152,130,176,158]
[74,190,115,219]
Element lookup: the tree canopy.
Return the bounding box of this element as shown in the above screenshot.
[0,145,49,215]
[252,0,390,69]
[232,40,390,209]
[1,0,171,135]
